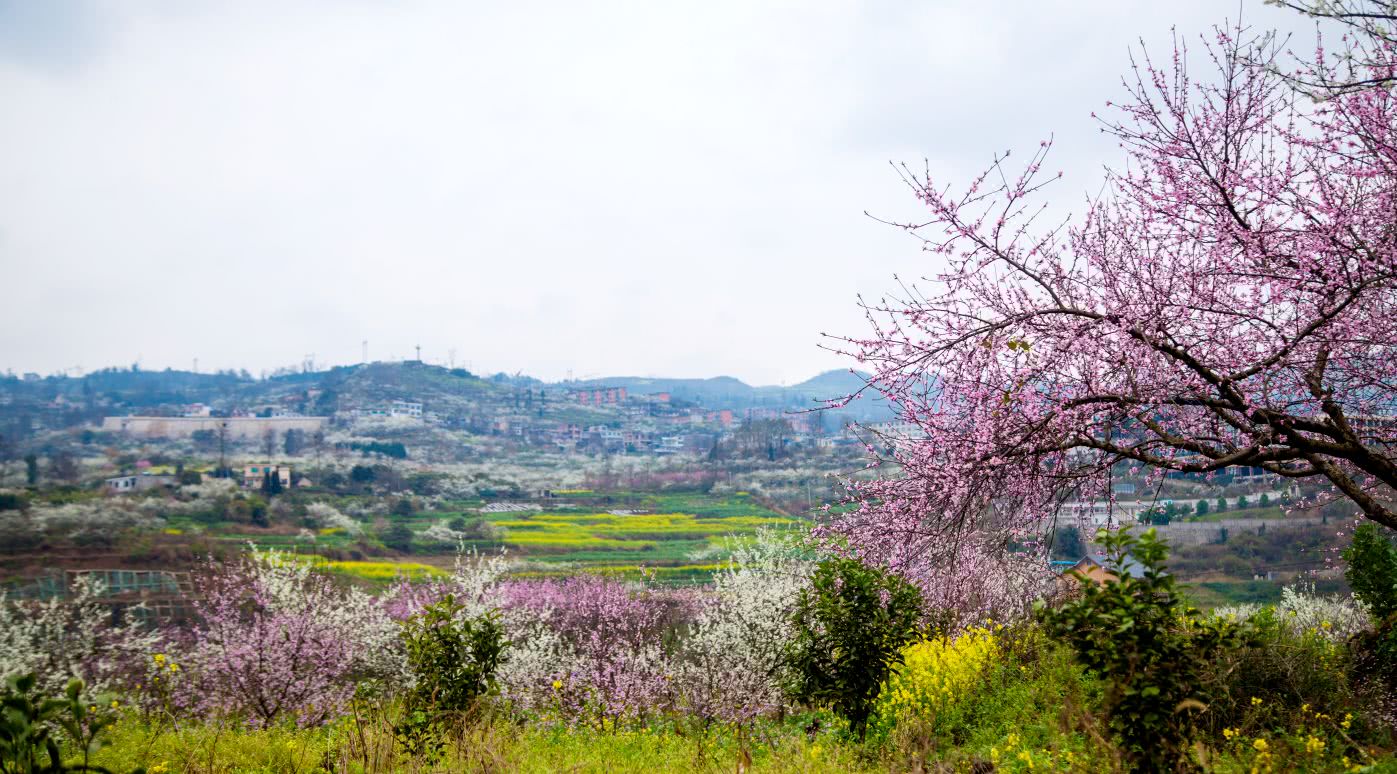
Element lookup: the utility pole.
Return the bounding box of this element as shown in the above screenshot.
[415,344,422,363]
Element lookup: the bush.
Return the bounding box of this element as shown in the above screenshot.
[784,557,924,740]
[874,625,1000,733]
[0,674,124,773]
[1038,527,1247,772]
[381,524,414,553]
[1201,607,1353,737]
[395,596,508,759]
[876,625,1104,768]
[1344,524,1397,621]
[1344,524,1397,698]
[401,595,508,714]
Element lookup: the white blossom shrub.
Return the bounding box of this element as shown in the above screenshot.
[0,576,160,698]
[671,530,812,723]
[305,502,362,535]
[1216,584,1371,643]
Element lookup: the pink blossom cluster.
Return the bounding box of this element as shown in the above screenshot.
[156,552,403,728]
[12,536,810,731]
[492,575,699,724]
[825,17,1397,613]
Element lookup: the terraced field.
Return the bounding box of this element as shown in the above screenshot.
[470,492,799,582]
[209,491,802,586]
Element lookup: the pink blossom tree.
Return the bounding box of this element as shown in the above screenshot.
[827,10,1397,604]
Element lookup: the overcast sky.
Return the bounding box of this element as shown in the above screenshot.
[0,1,1316,384]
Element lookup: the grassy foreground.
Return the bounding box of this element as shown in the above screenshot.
[86,718,870,774]
[72,633,1390,774]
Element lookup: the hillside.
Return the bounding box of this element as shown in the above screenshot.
[568,369,895,421]
[0,362,896,429]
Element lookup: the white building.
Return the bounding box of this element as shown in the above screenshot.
[390,400,424,418]
[656,436,684,454]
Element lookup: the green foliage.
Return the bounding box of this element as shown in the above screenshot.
[1345,524,1397,694]
[282,429,305,456]
[1049,525,1083,561]
[877,626,1106,769]
[396,596,508,758]
[380,524,414,553]
[0,493,27,512]
[401,596,507,714]
[259,470,282,496]
[347,442,407,460]
[1195,499,1209,517]
[784,558,924,740]
[1037,527,1248,772]
[1139,506,1171,526]
[1201,608,1352,737]
[1344,523,1397,621]
[0,673,134,774]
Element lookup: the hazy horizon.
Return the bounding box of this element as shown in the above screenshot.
[1,1,1312,384]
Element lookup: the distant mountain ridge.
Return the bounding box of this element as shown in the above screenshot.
[1,363,896,422]
[566,369,893,421]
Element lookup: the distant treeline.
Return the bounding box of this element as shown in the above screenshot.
[338,441,408,459]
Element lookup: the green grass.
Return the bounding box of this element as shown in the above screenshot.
[85,713,875,773]
[1185,505,1287,523]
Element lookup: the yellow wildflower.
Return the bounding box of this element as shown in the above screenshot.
[1253,738,1268,752]
[1305,736,1325,754]
[552,680,563,691]
[1251,696,1263,706]
[1223,727,1238,740]
[152,654,166,665]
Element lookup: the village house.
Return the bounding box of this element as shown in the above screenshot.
[242,464,291,489]
[104,473,178,495]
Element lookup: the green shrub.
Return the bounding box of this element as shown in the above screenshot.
[1344,524,1397,621]
[1201,607,1352,737]
[784,557,924,740]
[402,596,508,714]
[1,673,131,773]
[380,524,414,553]
[395,595,508,758]
[1345,524,1397,701]
[1038,527,1247,772]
